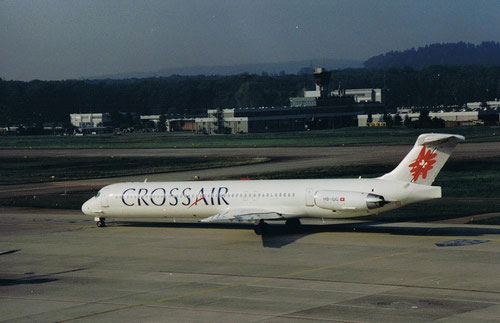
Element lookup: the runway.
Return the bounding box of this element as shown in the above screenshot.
[2,210,500,322]
[4,141,500,159]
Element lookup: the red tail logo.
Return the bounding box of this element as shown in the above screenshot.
[408,146,437,181]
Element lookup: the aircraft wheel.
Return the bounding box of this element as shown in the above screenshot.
[96,218,106,227]
[254,221,268,235]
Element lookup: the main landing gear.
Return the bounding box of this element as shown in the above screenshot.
[253,218,302,235]
[253,220,268,235]
[285,218,301,232]
[95,217,106,228]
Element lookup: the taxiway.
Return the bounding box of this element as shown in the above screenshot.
[1,141,500,198]
[2,210,500,322]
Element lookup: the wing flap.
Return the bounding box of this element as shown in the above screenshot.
[201,208,286,223]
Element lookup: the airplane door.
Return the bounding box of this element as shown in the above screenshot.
[100,194,109,208]
[305,188,315,207]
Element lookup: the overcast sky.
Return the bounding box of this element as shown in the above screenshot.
[1,0,499,81]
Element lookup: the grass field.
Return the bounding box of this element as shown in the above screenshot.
[1,126,499,149]
[471,216,500,225]
[0,156,270,185]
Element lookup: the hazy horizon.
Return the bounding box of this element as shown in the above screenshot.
[1,0,499,81]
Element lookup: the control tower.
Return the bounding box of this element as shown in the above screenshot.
[313,67,332,98]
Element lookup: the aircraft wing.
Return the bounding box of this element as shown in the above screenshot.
[200,208,290,223]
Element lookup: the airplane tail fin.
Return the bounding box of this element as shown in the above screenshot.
[379,133,465,185]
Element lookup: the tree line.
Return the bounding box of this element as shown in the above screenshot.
[1,65,500,126]
[364,41,500,69]
[0,74,309,126]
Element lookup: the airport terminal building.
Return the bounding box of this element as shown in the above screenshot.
[193,101,385,134]
[193,68,385,134]
[71,68,385,134]
[70,113,112,133]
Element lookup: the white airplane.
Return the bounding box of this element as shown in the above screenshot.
[82,133,464,234]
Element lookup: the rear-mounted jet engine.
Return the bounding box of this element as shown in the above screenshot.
[314,190,388,211]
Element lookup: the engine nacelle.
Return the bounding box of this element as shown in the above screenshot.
[314,190,387,211]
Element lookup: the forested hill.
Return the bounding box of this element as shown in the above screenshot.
[2,65,500,126]
[364,42,500,69]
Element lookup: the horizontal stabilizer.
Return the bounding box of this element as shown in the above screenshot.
[415,133,465,147]
[201,208,285,223]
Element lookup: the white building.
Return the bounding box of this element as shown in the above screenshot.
[302,88,382,103]
[140,115,196,131]
[195,109,248,134]
[289,96,318,107]
[304,89,321,98]
[140,115,161,125]
[332,88,382,103]
[358,111,479,127]
[466,99,500,109]
[70,113,111,130]
[292,88,382,107]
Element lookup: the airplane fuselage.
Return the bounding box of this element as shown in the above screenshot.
[82,178,441,220]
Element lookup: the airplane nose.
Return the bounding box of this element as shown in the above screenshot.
[81,197,94,216]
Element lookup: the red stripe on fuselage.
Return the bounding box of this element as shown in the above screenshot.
[189,197,205,208]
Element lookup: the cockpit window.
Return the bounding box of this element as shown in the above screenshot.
[96,192,101,198]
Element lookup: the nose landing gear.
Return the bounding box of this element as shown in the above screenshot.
[95,217,106,227]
